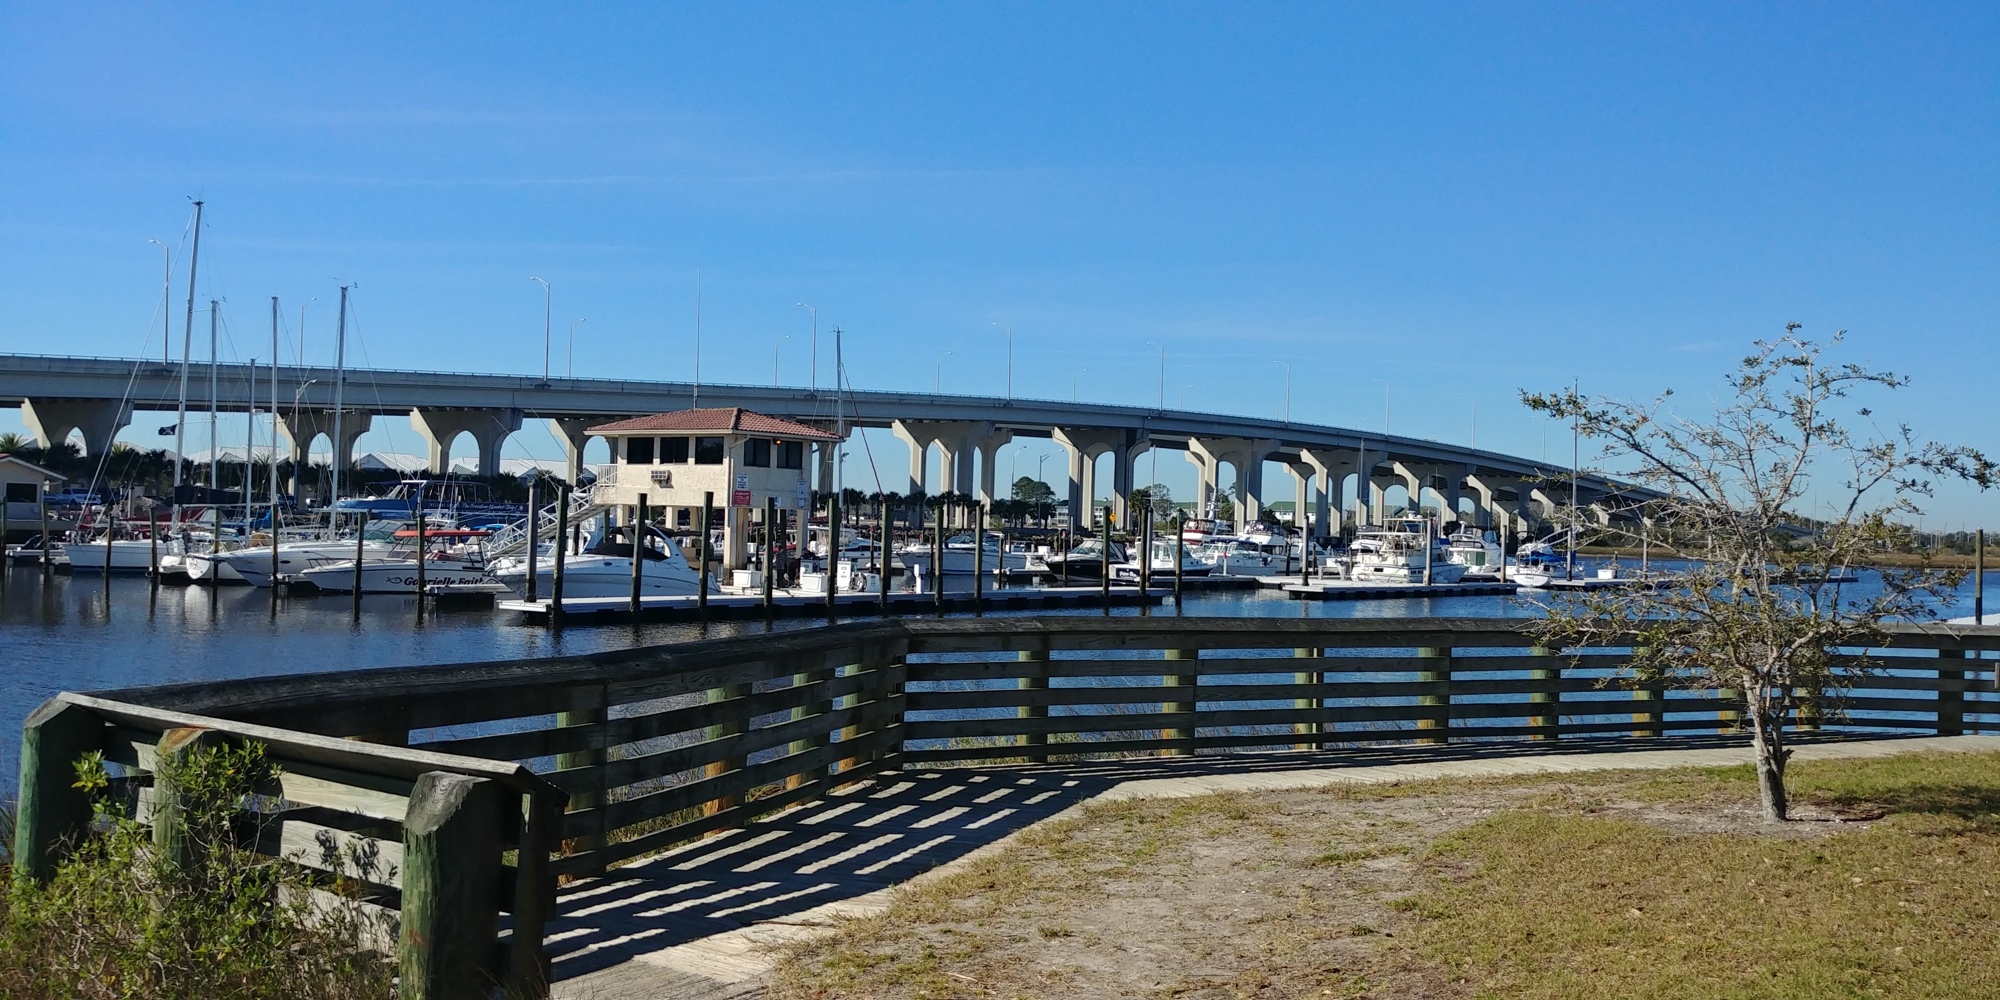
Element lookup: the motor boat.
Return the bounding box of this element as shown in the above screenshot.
[1506,530,1572,589]
[5,534,67,565]
[1041,538,1129,580]
[896,532,1033,579]
[489,524,704,599]
[1445,528,1506,580]
[302,528,507,595]
[1348,517,1467,585]
[1198,537,1279,576]
[1111,537,1215,582]
[62,536,162,573]
[210,527,404,588]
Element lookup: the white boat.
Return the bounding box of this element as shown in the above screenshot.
[1445,528,1506,579]
[213,535,399,588]
[302,528,506,595]
[489,525,704,599]
[1199,538,1279,576]
[897,532,1033,578]
[62,538,161,573]
[1111,538,1215,582]
[1507,530,1570,589]
[1348,517,1468,585]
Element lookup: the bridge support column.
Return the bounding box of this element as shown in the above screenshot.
[278,410,372,502]
[891,421,929,497]
[547,418,595,485]
[1443,466,1466,524]
[1391,461,1427,517]
[410,408,522,477]
[1465,475,1498,530]
[21,397,132,458]
[974,430,1013,510]
[1183,447,1218,520]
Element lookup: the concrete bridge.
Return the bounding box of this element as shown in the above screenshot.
[0,353,1645,535]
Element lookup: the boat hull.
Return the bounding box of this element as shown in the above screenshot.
[61,541,158,573]
[300,560,506,595]
[491,556,704,599]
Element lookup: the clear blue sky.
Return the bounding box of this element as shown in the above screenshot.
[2,3,1995,524]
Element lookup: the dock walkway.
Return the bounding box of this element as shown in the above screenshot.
[549,733,1996,999]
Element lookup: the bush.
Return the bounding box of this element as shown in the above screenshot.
[0,742,395,999]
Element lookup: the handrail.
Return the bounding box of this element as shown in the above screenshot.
[18,616,2000,999]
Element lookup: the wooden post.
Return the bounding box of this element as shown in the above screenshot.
[825,494,841,614]
[1163,648,1197,756]
[13,700,102,884]
[1719,684,1742,732]
[399,772,503,1000]
[1633,680,1664,737]
[931,506,944,612]
[1099,505,1111,614]
[149,511,160,594]
[1938,649,1966,737]
[1019,648,1049,763]
[972,504,985,614]
[789,663,835,790]
[555,702,606,858]
[414,501,426,617]
[351,511,368,614]
[551,484,569,630]
[1138,507,1152,595]
[763,497,776,611]
[877,498,891,612]
[1294,646,1321,750]
[1173,513,1184,609]
[267,499,278,603]
[525,479,539,603]
[630,493,648,614]
[150,727,226,878]
[1529,643,1559,739]
[703,684,752,818]
[37,492,49,574]
[697,490,712,615]
[1417,646,1451,744]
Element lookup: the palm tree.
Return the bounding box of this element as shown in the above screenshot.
[0,432,27,454]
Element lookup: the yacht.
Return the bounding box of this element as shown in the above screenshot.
[301,528,507,595]
[489,524,704,599]
[1041,537,1128,580]
[1445,528,1506,580]
[1506,530,1571,589]
[1349,517,1467,585]
[896,532,1032,579]
[1111,537,1215,582]
[210,521,405,588]
[1199,537,1278,576]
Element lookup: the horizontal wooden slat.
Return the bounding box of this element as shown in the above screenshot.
[565,727,900,839]
[549,696,895,796]
[257,816,406,889]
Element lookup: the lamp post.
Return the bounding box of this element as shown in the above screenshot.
[1072,367,1088,403]
[1461,397,1476,448]
[1180,383,1194,409]
[1273,361,1291,423]
[936,351,952,393]
[794,302,817,394]
[148,239,171,365]
[773,334,790,387]
[566,318,585,378]
[991,321,1012,401]
[1145,341,1164,410]
[529,276,550,384]
[1372,378,1391,437]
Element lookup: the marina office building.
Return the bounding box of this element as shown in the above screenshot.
[587,408,838,570]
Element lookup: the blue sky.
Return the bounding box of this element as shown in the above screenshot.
[2,3,1995,524]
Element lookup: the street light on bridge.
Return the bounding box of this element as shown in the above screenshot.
[529,276,550,385]
[794,302,817,394]
[991,321,1012,402]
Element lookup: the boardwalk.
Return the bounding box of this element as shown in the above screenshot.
[550,733,1997,999]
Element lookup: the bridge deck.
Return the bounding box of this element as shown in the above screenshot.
[547,732,1995,999]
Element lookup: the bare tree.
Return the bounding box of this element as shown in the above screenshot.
[1522,330,1991,820]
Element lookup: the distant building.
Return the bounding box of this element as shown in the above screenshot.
[0,454,68,541]
[588,408,838,569]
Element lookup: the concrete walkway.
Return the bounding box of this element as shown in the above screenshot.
[549,733,1997,1000]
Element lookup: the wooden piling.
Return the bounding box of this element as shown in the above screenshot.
[150,727,226,878]
[697,491,712,616]
[630,494,648,614]
[1099,505,1111,614]
[1418,646,1451,744]
[877,499,891,612]
[399,772,503,1000]
[703,684,751,817]
[555,703,606,856]
[1529,643,1559,739]
[1163,648,1196,756]
[525,479,539,603]
[763,497,776,612]
[551,484,569,630]
[351,511,367,614]
[12,700,102,884]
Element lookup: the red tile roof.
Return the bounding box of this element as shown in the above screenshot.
[586,408,840,441]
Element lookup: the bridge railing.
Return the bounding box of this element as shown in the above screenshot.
[17,616,2000,998]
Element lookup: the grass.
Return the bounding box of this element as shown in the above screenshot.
[773,750,2000,1000]
[1404,754,2000,999]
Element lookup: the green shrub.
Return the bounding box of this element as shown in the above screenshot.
[0,741,395,1000]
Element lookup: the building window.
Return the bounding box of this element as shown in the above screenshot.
[695,436,725,464]
[662,436,690,463]
[777,441,805,470]
[743,438,771,468]
[4,483,35,503]
[625,437,655,465]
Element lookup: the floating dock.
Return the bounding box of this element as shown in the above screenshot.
[498,584,1164,625]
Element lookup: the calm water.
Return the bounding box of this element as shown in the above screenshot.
[3,560,1993,781]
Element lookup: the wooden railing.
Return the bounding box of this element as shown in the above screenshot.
[15,616,2000,998]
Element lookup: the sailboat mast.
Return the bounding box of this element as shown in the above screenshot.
[270,297,281,518]
[245,356,255,527]
[331,286,348,507]
[208,300,220,494]
[173,200,203,498]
